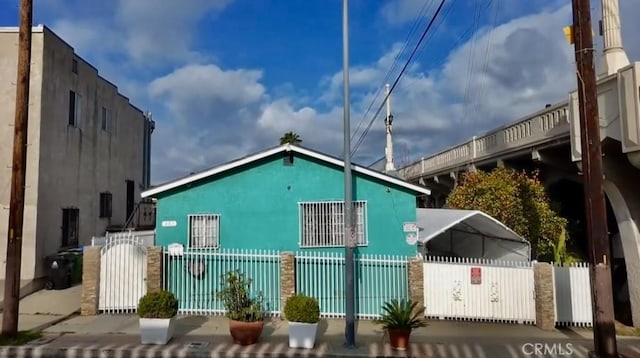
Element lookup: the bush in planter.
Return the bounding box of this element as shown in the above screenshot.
[375,298,427,351]
[137,290,179,345]
[284,294,320,323]
[216,270,266,345]
[284,294,320,349]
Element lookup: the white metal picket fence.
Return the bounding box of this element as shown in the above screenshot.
[423,257,536,324]
[96,234,152,314]
[92,229,155,247]
[295,251,409,319]
[163,248,281,316]
[553,262,593,327]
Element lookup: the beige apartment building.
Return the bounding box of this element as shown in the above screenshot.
[0,25,154,283]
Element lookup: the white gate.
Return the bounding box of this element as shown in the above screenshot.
[98,234,149,314]
[423,257,536,324]
[553,262,593,327]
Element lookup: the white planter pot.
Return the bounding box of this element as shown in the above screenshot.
[288,321,318,349]
[139,317,176,345]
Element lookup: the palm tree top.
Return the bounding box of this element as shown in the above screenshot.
[280,131,302,145]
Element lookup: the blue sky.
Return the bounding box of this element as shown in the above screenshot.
[1,0,639,183]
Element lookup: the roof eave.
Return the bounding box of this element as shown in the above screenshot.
[141,144,431,198]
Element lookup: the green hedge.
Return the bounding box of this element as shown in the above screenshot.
[284,294,320,323]
[137,291,178,319]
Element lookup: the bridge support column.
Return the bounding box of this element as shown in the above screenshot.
[603,155,640,328]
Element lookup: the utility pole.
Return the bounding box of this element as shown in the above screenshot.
[571,0,617,356]
[2,0,33,337]
[342,0,356,349]
[384,84,395,173]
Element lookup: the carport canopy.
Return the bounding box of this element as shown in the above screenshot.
[415,208,531,261]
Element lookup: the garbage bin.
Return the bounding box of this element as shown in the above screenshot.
[59,248,83,285]
[44,253,73,290]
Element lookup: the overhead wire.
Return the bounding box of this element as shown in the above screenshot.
[472,0,501,126]
[459,0,484,127]
[351,0,448,157]
[395,0,462,94]
[350,0,436,143]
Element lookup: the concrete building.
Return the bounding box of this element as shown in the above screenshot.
[0,25,154,285]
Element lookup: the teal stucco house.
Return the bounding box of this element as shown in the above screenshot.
[141,144,431,256]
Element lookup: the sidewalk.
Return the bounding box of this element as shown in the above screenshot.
[0,315,639,357]
[0,285,81,332]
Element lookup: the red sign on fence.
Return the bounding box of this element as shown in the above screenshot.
[470,267,482,285]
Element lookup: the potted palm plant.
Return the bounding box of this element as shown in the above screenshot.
[137,290,179,345]
[216,270,266,345]
[284,294,320,349]
[375,298,427,351]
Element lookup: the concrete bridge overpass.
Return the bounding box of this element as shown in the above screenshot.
[396,61,640,328]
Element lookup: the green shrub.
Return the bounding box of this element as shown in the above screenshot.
[375,299,427,330]
[284,294,320,323]
[137,291,179,319]
[216,270,265,322]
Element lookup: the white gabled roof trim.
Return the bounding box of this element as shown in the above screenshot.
[142,144,431,198]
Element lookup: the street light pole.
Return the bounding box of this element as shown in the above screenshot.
[342,0,356,349]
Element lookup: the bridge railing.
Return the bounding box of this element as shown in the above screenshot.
[399,101,571,180]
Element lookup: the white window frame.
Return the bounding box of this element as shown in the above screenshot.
[188,214,220,248]
[298,200,368,248]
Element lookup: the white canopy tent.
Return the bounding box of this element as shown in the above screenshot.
[415,208,531,262]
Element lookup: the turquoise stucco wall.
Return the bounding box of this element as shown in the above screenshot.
[154,152,418,256]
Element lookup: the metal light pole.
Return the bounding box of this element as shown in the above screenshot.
[342,0,356,349]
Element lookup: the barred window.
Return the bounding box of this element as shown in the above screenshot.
[188,214,220,248]
[299,201,367,247]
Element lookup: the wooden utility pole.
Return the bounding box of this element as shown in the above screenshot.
[570,0,618,356]
[2,0,33,337]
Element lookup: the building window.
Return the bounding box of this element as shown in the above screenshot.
[68,91,82,127]
[101,107,111,132]
[61,208,79,247]
[299,201,367,248]
[99,192,112,218]
[188,214,220,248]
[72,59,78,74]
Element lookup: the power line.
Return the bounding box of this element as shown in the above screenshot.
[351,0,448,156]
[466,0,499,132]
[459,0,484,126]
[350,0,436,142]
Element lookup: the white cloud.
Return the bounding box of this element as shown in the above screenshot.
[149,64,266,118]
[50,0,232,67]
[40,0,640,183]
[340,1,638,166]
[115,0,232,64]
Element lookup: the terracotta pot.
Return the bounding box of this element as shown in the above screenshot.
[228,319,265,345]
[388,328,412,351]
